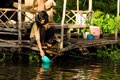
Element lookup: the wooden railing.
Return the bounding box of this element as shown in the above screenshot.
[65,10,93,25]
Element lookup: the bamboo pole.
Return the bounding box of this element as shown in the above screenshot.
[77,0,80,38]
[60,0,67,49]
[115,0,120,40]
[89,0,92,11]
[88,0,93,25]
[77,0,79,11]
[18,0,22,49]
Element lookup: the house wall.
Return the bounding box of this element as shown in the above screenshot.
[25,0,35,22]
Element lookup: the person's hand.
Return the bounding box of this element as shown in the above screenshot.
[40,49,45,57]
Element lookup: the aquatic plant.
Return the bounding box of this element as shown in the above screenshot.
[29,52,40,64]
[91,45,120,61]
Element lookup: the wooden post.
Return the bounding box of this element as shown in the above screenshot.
[89,0,93,25]
[60,0,67,49]
[18,0,22,52]
[77,0,79,11]
[18,0,22,44]
[115,0,120,40]
[77,0,80,38]
[89,0,92,11]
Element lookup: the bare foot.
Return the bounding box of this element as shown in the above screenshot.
[56,39,60,42]
[46,43,52,47]
[42,45,48,49]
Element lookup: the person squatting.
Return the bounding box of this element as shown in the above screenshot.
[30,11,59,62]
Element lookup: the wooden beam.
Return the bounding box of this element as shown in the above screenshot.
[0,32,18,35]
[0,8,17,11]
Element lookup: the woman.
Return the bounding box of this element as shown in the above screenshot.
[30,11,56,63]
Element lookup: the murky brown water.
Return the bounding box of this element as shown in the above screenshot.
[0,55,120,80]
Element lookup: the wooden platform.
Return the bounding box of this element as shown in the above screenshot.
[0,7,119,58]
[58,38,119,53]
[0,37,119,56]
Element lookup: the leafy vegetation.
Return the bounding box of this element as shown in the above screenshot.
[92,10,120,34]
[54,0,119,33]
[53,0,120,61]
[91,45,120,61]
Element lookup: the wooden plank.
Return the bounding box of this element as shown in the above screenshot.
[49,23,89,29]
[0,22,31,29]
[0,8,18,11]
[23,45,59,55]
[59,44,79,53]
[70,10,93,14]
[0,38,119,56]
[0,39,17,44]
[0,43,19,47]
[0,39,30,42]
[0,32,18,35]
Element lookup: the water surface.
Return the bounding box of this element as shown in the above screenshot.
[0,56,120,80]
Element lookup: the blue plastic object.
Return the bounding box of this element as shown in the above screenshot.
[41,56,51,63]
[87,35,94,40]
[42,63,51,69]
[41,63,51,72]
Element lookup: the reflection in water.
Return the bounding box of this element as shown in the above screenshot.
[34,63,51,80]
[0,56,120,80]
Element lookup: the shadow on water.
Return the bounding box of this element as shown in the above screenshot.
[1,53,120,80]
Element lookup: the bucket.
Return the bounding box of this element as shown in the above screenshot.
[87,35,94,40]
[83,32,90,39]
[90,26,101,39]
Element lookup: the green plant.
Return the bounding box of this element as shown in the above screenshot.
[92,10,116,34]
[92,45,120,61]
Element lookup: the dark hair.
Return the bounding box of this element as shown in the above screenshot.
[35,11,49,25]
